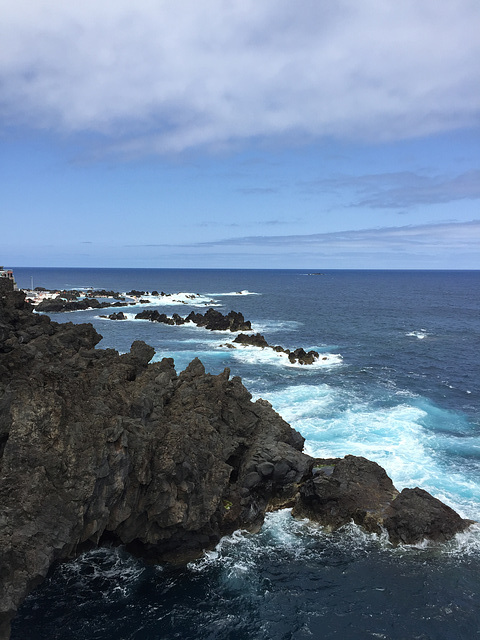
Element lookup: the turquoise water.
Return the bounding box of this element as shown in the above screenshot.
[12,268,480,639]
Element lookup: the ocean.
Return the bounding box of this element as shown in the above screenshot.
[10,268,480,640]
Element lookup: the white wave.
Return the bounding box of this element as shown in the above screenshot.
[96,312,138,321]
[55,546,146,599]
[406,329,428,339]
[260,384,480,522]
[252,320,302,333]
[188,509,479,564]
[65,285,93,290]
[206,290,261,296]
[223,344,343,369]
[128,292,220,308]
[443,523,480,556]
[254,383,338,417]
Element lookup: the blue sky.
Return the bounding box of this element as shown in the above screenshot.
[1,0,479,269]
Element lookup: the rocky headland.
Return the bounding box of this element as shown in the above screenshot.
[0,278,473,639]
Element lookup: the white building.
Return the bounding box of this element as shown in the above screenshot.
[0,266,18,290]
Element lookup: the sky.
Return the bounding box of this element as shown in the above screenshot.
[1,0,479,269]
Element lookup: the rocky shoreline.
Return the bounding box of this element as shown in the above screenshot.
[227,332,325,365]
[27,288,213,313]
[0,278,474,639]
[108,307,253,332]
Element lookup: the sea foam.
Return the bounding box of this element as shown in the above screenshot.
[226,344,343,368]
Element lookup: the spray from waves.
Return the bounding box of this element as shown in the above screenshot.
[221,344,343,369]
[127,293,221,308]
[187,510,385,583]
[252,320,302,333]
[188,509,480,579]
[33,546,148,604]
[206,290,261,296]
[260,383,480,522]
[406,329,428,339]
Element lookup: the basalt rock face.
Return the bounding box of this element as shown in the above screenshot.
[292,456,474,541]
[292,456,399,533]
[0,279,308,638]
[383,487,474,545]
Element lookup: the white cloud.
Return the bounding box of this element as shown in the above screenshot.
[1,0,480,153]
[192,220,480,252]
[4,220,479,268]
[301,170,480,208]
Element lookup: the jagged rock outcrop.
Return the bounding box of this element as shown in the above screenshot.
[233,332,269,348]
[185,308,251,331]
[383,487,473,544]
[134,308,252,332]
[0,279,307,638]
[0,279,473,639]
[292,456,399,533]
[231,333,320,365]
[292,456,474,541]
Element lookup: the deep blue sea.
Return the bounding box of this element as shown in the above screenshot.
[11,268,480,640]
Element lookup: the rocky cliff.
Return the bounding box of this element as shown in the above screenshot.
[0,278,309,638]
[0,279,473,639]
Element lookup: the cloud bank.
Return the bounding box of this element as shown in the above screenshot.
[1,0,479,153]
[3,221,478,269]
[302,170,480,209]
[192,220,480,252]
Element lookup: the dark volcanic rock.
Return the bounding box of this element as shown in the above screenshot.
[293,456,473,541]
[133,308,252,332]
[135,310,175,324]
[233,333,269,348]
[186,308,251,332]
[231,334,319,365]
[0,279,307,637]
[384,487,475,545]
[35,297,118,313]
[292,455,398,533]
[126,289,146,297]
[33,290,126,313]
[288,347,319,365]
